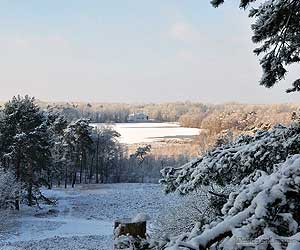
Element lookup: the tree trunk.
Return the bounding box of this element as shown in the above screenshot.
[79,157,83,184]
[84,164,87,184]
[27,161,33,207]
[47,169,52,189]
[64,165,68,189]
[72,170,76,188]
[72,155,80,188]
[81,151,87,184]
[14,197,20,210]
[96,135,100,184]
[15,156,21,210]
[100,158,104,183]
[89,153,94,183]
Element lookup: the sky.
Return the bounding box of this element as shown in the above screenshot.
[0,0,299,103]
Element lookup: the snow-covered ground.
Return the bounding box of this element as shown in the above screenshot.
[92,122,200,144]
[0,183,178,250]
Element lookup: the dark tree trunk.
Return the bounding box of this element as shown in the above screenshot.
[79,158,83,184]
[72,155,80,188]
[72,170,76,188]
[47,169,52,189]
[95,135,100,184]
[14,196,20,210]
[100,158,104,183]
[89,153,94,183]
[64,165,68,189]
[15,156,21,210]
[27,161,33,207]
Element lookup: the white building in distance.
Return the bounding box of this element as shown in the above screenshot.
[127,112,149,122]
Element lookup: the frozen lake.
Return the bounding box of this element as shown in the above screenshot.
[92,122,200,144]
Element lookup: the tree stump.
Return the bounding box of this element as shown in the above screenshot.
[114,218,146,239]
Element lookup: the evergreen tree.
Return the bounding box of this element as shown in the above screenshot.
[45,109,69,188]
[211,0,300,92]
[91,126,120,183]
[161,123,300,194]
[161,122,300,249]
[63,119,93,187]
[0,95,52,208]
[164,155,300,249]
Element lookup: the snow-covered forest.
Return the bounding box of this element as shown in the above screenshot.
[1,97,300,249]
[0,95,197,249]
[1,0,300,249]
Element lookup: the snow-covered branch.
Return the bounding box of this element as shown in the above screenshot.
[161,123,300,194]
[164,155,300,249]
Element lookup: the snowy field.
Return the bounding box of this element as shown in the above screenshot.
[0,183,178,250]
[92,122,200,144]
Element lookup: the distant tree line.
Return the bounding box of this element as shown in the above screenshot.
[36,101,299,133]
[180,103,299,155]
[38,101,209,123]
[179,103,298,130]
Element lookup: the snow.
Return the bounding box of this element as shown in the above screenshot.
[7,217,112,243]
[0,183,177,250]
[164,155,300,249]
[92,122,200,144]
[161,123,300,195]
[131,213,150,223]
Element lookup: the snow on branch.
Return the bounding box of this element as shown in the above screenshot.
[164,155,300,249]
[160,123,300,194]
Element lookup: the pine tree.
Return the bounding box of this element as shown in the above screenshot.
[0,95,52,208]
[91,126,120,183]
[211,0,300,92]
[161,123,300,194]
[164,155,300,249]
[45,109,69,188]
[63,119,93,187]
[160,122,300,249]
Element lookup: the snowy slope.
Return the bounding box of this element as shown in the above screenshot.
[0,183,178,250]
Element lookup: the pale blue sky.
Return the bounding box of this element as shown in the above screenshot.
[0,1,298,103]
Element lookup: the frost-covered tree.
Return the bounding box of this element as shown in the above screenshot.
[149,1,300,246]
[63,118,93,187]
[153,189,229,240]
[0,95,52,208]
[157,2,300,242]
[134,145,152,166]
[91,126,120,183]
[164,155,300,249]
[161,123,300,194]
[211,0,300,92]
[0,169,19,209]
[45,110,69,188]
[0,168,19,236]
[159,122,300,249]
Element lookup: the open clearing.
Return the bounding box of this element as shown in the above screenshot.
[0,183,178,250]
